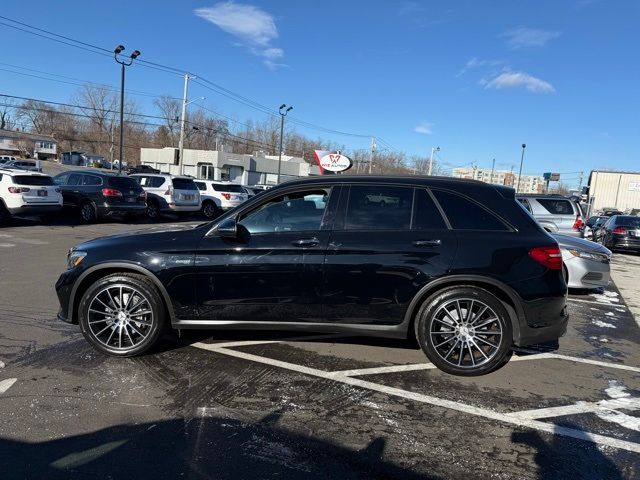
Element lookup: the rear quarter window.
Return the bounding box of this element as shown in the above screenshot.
[212,184,244,193]
[12,175,54,186]
[536,199,574,215]
[109,177,141,189]
[172,178,198,190]
[433,190,510,231]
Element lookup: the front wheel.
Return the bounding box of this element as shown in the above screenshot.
[416,286,513,376]
[78,273,166,356]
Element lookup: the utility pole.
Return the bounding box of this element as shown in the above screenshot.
[578,171,584,190]
[113,45,140,175]
[368,137,376,174]
[428,146,440,176]
[490,158,495,184]
[516,144,526,193]
[277,104,293,184]
[178,73,192,176]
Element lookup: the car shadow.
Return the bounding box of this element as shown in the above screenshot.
[0,413,434,480]
[511,424,624,479]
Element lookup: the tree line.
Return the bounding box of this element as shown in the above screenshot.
[0,86,442,175]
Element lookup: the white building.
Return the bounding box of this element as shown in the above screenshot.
[586,170,640,214]
[453,167,544,194]
[140,147,321,185]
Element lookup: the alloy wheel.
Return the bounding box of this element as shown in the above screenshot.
[428,298,503,369]
[86,284,154,351]
[203,202,216,218]
[81,204,94,222]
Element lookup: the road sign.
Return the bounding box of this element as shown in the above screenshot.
[313,150,353,173]
[543,172,561,181]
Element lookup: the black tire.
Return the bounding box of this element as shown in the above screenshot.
[78,273,166,357]
[415,286,513,376]
[79,201,97,223]
[201,200,220,220]
[146,199,161,220]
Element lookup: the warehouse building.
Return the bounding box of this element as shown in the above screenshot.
[140,147,320,184]
[585,170,640,214]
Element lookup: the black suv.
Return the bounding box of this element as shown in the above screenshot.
[53,170,146,222]
[55,176,568,376]
[127,164,160,175]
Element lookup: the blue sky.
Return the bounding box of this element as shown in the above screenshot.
[1,0,639,186]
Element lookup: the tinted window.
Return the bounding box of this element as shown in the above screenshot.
[614,216,640,228]
[53,173,68,185]
[13,175,54,186]
[109,176,141,189]
[195,182,207,191]
[517,198,532,213]
[67,173,82,186]
[172,178,197,190]
[345,185,412,231]
[82,175,102,186]
[537,199,574,215]
[413,189,447,229]
[433,190,509,231]
[212,183,244,193]
[239,189,329,234]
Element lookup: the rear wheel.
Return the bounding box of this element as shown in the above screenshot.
[78,273,166,356]
[416,286,513,376]
[79,202,97,223]
[201,200,220,220]
[146,199,160,220]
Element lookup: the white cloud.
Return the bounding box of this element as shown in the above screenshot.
[502,27,561,49]
[484,71,556,94]
[195,2,285,68]
[457,57,504,77]
[397,2,425,16]
[414,122,434,135]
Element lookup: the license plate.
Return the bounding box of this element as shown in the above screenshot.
[182,194,193,201]
[126,197,135,203]
[37,190,48,197]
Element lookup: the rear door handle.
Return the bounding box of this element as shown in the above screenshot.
[292,238,320,247]
[413,239,442,247]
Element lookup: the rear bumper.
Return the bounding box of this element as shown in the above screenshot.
[98,204,147,215]
[165,204,201,213]
[607,237,640,251]
[7,204,62,215]
[512,290,569,347]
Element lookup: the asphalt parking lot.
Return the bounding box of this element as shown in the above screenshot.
[1,218,639,479]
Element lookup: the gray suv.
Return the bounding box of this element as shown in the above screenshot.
[517,194,585,238]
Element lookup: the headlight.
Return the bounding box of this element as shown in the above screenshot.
[568,249,609,263]
[67,250,87,269]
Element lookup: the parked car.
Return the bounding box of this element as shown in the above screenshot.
[594,215,640,253]
[0,156,18,165]
[194,180,249,219]
[0,169,63,221]
[56,176,568,376]
[553,234,611,289]
[516,194,584,237]
[4,159,41,172]
[130,174,200,220]
[584,215,609,239]
[53,170,146,223]
[127,164,161,175]
[599,209,624,217]
[242,186,257,198]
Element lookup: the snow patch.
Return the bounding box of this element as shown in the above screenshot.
[595,410,640,432]
[604,312,615,317]
[592,320,616,328]
[605,381,630,399]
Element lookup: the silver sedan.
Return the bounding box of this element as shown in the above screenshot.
[553,234,611,289]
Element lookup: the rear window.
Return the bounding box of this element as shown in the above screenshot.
[172,178,198,190]
[109,176,141,189]
[12,175,54,186]
[211,183,244,193]
[537,199,574,215]
[615,216,640,228]
[433,190,509,231]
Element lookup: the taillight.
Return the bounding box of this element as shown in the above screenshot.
[612,227,627,234]
[572,216,583,230]
[221,193,231,200]
[164,186,174,196]
[529,246,563,270]
[8,187,29,193]
[101,188,123,197]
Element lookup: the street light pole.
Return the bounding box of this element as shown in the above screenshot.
[490,158,495,184]
[113,45,140,175]
[516,143,526,193]
[428,146,440,176]
[277,104,293,184]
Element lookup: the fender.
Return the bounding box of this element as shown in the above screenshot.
[402,274,526,340]
[67,262,177,324]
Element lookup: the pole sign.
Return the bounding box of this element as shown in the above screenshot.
[543,172,561,181]
[313,150,353,174]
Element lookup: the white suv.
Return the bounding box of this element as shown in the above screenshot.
[194,180,249,219]
[0,168,63,221]
[130,174,201,219]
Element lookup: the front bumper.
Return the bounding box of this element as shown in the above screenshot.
[565,256,610,289]
[55,268,81,324]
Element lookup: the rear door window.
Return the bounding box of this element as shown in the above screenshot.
[67,174,82,186]
[432,190,509,231]
[413,189,447,230]
[82,175,102,186]
[537,199,574,215]
[172,178,198,190]
[345,185,413,231]
[195,182,207,191]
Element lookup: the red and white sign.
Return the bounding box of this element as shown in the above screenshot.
[313,150,353,174]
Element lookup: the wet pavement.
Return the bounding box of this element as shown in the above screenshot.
[0,218,639,479]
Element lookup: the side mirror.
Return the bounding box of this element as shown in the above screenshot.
[216,217,238,238]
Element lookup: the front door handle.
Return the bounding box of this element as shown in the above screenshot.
[413,239,442,247]
[292,238,320,248]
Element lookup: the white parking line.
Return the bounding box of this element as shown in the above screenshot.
[191,342,640,453]
[509,397,640,420]
[0,378,17,394]
[567,298,626,308]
